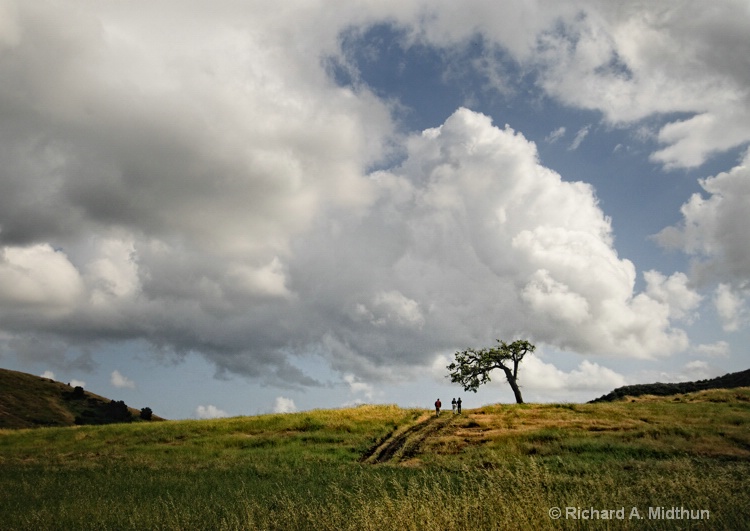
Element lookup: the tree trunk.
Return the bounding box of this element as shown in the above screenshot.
[508,376,524,404]
[501,366,524,404]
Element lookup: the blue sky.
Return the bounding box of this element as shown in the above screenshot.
[1,1,749,419]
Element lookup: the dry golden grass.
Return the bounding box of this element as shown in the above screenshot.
[412,388,750,465]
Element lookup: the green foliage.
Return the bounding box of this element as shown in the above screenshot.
[140,407,153,421]
[106,400,133,422]
[447,339,534,403]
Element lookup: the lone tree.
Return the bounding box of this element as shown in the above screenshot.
[447,339,535,404]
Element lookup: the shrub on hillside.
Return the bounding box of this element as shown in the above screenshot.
[106,400,133,422]
[140,407,153,420]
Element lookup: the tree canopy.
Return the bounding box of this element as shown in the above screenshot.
[447,339,535,404]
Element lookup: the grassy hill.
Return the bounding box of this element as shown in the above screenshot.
[0,367,163,429]
[589,368,750,403]
[1,387,748,530]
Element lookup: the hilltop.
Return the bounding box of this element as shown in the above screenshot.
[4,363,749,430]
[589,367,750,403]
[0,367,163,429]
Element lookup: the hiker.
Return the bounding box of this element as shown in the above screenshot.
[457,397,462,414]
[435,398,442,416]
[451,398,457,414]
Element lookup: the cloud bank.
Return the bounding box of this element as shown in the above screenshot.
[1,1,748,389]
[0,105,696,384]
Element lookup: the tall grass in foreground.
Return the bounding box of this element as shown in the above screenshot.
[2,456,746,530]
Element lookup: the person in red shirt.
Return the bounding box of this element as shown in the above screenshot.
[434,398,442,417]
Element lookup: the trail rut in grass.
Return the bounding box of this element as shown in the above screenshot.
[361,412,457,464]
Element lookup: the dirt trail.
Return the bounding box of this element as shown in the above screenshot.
[360,412,457,464]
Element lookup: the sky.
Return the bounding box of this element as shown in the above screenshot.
[1,0,749,420]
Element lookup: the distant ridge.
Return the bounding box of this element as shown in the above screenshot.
[589,368,750,403]
[0,367,163,429]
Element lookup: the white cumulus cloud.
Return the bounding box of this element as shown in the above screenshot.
[529,2,750,168]
[643,271,702,322]
[656,150,750,330]
[110,370,135,389]
[344,374,375,400]
[195,405,229,419]
[273,397,297,414]
[0,245,83,317]
[522,356,627,394]
[713,284,748,332]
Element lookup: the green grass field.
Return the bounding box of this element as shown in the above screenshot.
[1,390,749,530]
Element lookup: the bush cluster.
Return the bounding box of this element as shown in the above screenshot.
[589,368,750,402]
[105,400,132,422]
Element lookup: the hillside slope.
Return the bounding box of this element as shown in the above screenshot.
[0,367,162,429]
[589,367,750,403]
